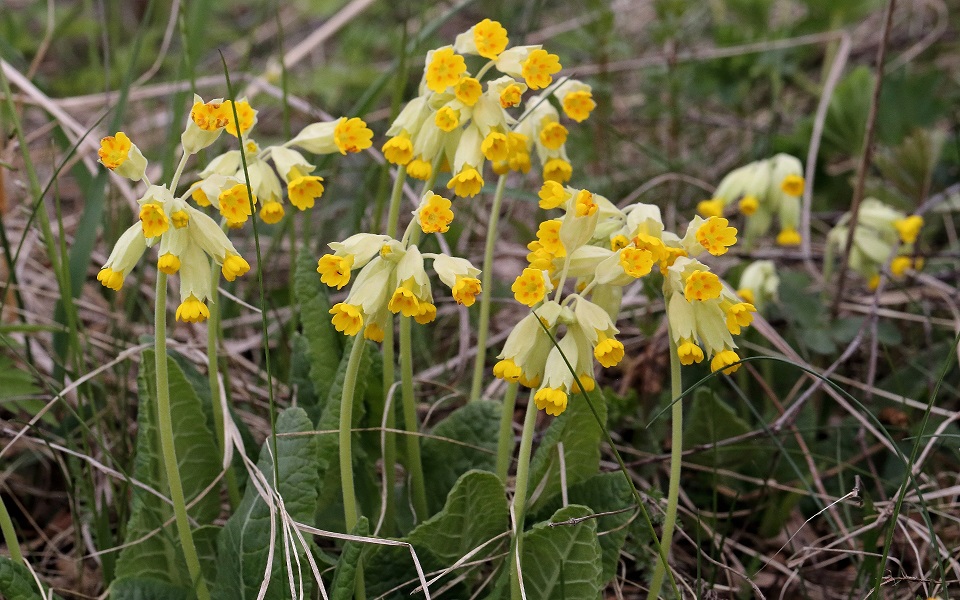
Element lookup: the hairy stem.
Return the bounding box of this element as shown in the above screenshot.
[495,381,519,481]
[340,335,366,531]
[510,394,538,600]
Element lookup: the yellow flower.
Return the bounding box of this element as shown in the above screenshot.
[737,288,755,304]
[890,256,912,277]
[98,132,132,169]
[176,295,211,323]
[684,270,722,302]
[893,215,923,244]
[364,323,385,343]
[139,203,169,238]
[288,174,325,210]
[619,247,654,278]
[472,19,509,59]
[425,47,466,93]
[512,267,549,307]
[259,200,285,224]
[452,275,482,306]
[780,174,804,196]
[521,49,561,90]
[218,184,255,223]
[222,99,258,137]
[738,195,759,216]
[539,121,568,150]
[334,117,373,154]
[710,349,741,375]
[696,216,738,256]
[170,210,190,229]
[594,336,624,368]
[534,387,568,416]
[317,254,355,289]
[535,220,565,257]
[191,100,230,131]
[388,286,421,317]
[407,157,433,181]
[434,106,461,132]
[493,359,523,383]
[157,253,181,275]
[543,157,572,183]
[417,192,455,234]
[574,189,597,216]
[697,198,725,218]
[561,90,595,123]
[192,186,212,207]
[330,302,364,336]
[610,235,630,251]
[499,83,523,108]
[221,254,251,282]
[724,302,756,335]
[538,181,570,210]
[414,302,437,324]
[476,131,506,163]
[676,339,704,365]
[98,267,125,291]
[382,134,414,165]
[455,77,483,106]
[776,227,802,246]
[447,166,484,197]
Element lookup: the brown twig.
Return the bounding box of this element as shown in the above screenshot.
[829,0,898,317]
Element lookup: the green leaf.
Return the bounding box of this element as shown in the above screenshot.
[408,470,509,564]
[519,505,603,599]
[420,400,501,514]
[531,472,633,583]
[330,517,369,600]
[315,338,374,528]
[0,354,45,422]
[213,407,321,599]
[0,556,62,599]
[364,471,510,598]
[109,578,189,600]
[683,388,753,469]
[113,350,221,588]
[289,332,317,410]
[527,390,607,513]
[294,250,343,420]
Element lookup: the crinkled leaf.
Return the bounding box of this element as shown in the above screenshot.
[213,407,321,599]
[109,577,189,600]
[0,556,62,599]
[519,505,603,600]
[530,472,633,582]
[364,471,510,598]
[330,517,368,600]
[289,332,318,414]
[113,350,221,589]
[420,400,500,514]
[683,387,753,469]
[527,390,606,513]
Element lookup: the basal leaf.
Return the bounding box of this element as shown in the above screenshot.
[330,517,369,600]
[420,400,500,514]
[212,407,321,600]
[295,250,343,418]
[527,390,606,513]
[0,556,63,600]
[109,578,190,600]
[519,505,603,600]
[113,350,221,590]
[683,387,752,469]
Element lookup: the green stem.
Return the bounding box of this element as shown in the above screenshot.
[399,313,429,521]
[207,266,240,507]
[495,381,519,481]
[155,274,211,600]
[470,174,508,402]
[380,165,405,535]
[340,335,366,531]
[0,493,23,565]
[510,393,538,600]
[647,334,684,600]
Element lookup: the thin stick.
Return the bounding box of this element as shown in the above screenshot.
[829,0,897,317]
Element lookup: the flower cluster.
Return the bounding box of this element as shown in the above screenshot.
[496,181,757,415]
[697,153,805,247]
[737,260,780,311]
[380,19,596,196]
[318,192,481,341]
[198,98,373,224]
[97,95,252,322]
[826,198,924,289]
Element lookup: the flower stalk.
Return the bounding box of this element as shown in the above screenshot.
[339,334,366,531]
[154,273,211,600]
[509,393,538,600]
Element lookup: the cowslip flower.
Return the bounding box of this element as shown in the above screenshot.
[98,132,147,181]
[454,19,509,60]
[737,260,779,310]
[415,191,455,234]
